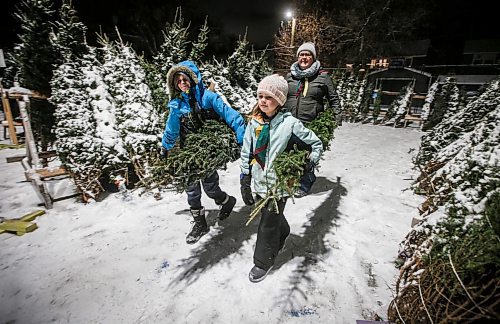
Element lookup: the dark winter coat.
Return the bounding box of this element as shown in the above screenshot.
[282,70,340,123]
[161,60,246,150]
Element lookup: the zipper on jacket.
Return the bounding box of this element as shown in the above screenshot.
[295,92,301,118]
[264,121,272,173]
[293,79,303,118]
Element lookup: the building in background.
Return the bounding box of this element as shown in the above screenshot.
[363,38,500,112]
[366,65,431,114]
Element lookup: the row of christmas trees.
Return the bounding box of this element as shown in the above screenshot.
[333,70,488,130]
[387,79,500,321]
[5,0,271,201]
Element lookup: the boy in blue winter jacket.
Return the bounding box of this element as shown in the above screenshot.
[161,60,246,244]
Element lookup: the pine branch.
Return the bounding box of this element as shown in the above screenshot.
[246,110,337,225]
[307,109,337,150]
[141,119,239,193]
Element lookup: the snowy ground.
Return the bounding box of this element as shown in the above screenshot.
[0,123,423,323]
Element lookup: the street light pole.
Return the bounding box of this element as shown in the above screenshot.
[286,10,296,48]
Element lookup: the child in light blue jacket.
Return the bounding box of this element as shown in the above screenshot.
[240,74,323,282]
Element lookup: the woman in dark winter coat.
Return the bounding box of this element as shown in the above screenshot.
[240,74,323,282]
[161,60,246,244]
[283,42,341,197]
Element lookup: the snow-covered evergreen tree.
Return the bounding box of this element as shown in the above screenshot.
[12,0,57,94]
[421,77,459,131]
[140,58,169,118]
[51,0,87,61]
[48,2,111,201]
[441,77,461,120]
[337,73,365,122]
[416,78,500,167]
[11,0,59,147]
[101,38,163,179]
[87,47,128,180]
[383,83,413,126]
[335,70,366,122]
[204,44,270,113]
[201,59,255,113]
[330,69,344,89]
[147,6,191,116]
[352,76,366,121]
[372,90,382,122]
[1,51,18,88]
[153,7,190,79]
[335,72,349,112]
[49,49,102,202]
[390,93,500,321]
[457,86,468,112]
[249,48,272,92]
[420,80,439,123]
[359,82,374,119]
[226,32,254,89]
[395,84,414,117]
[199,35,270,114]
[188,16,209,63]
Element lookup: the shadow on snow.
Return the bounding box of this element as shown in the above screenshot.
[169,204,258,286]
[169,176,347,298]
[274,176,347,312]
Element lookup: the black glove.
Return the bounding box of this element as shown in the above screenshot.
[240,173,255,205]
[160,146,168,159]
[304,159,316,173]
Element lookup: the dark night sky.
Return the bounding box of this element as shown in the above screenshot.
[1,0,499,61]
[0,0,291,50]
[196,0,291,47]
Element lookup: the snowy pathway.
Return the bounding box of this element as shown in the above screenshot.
[0,123,423,323]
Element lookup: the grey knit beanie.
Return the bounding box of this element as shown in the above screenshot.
[296,42,317,60]
[257,74,288,106]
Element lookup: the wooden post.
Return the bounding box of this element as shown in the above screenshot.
[18,95,41,168]
[1,89,19,145]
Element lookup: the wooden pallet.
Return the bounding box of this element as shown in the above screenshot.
[6,150,58,163]
[36,166,68,179]
[403,114,423,128]
[3,88,75,209]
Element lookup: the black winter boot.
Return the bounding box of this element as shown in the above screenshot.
[218,195,236,220]
[186,208,209,244]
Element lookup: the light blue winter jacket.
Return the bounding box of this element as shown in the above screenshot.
[161,60,246,150]
[240,111,323,197]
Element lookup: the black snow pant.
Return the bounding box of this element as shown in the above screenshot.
[186,171,227,210]
[253,197,290,270]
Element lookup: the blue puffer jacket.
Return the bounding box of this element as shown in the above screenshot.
[161,60,246,150]
[240,111,323,197]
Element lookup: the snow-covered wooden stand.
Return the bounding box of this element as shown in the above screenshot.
[4,86,72,209]
[401,94,425,128]
[1,86,24,144]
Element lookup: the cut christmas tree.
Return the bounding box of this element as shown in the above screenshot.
[144,119,240,193]
[246,110,337,225]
